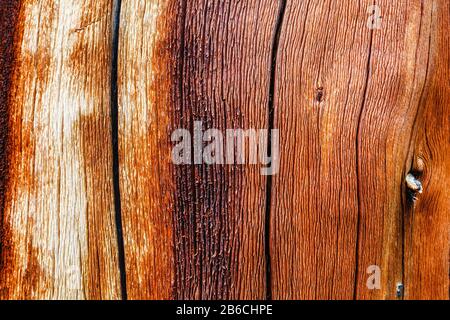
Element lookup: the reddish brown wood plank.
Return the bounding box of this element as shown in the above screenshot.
[403,0,449,300]
[355,0,448,300]
[0,0,23,299]
[0,0,121,299]
[270,0,448,300]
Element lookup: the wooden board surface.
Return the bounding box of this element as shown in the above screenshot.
[403,0,450,300]
[271,0,449,300]
[118,0,279,300]
[0,0,448,300]
[0,0,121,299]
[118,0,177,300]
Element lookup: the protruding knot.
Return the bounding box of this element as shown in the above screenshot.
[416,157,425,173]
[406,173,423,202]
[396,283,404,298]
[406,173,423,193]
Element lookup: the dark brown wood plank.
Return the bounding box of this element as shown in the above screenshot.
[174,0,280,300]
[118,0,280,299]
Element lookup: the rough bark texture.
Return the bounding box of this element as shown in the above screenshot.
[0,0,448,300]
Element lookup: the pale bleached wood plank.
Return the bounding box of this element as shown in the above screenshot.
[0,0,121,299]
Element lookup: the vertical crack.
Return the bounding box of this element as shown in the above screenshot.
[265,0,287,301]
[111,0,127,300]
[353,11,375,299]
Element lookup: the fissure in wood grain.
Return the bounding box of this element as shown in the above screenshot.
[265,0,288,300]
[111,0,128,300]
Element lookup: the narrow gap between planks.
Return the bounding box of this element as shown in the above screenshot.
[265,0,288,300]
[111,0,128,300]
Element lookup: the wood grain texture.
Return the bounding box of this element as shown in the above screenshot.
[118,0,280,299]
[355,0,448,300]
[118,0,177,300]
[0,0,448,300]
[0,0,22,299]
[271,0,370,299]
[403,0,450,300]
[172,0,279,300]
[0,0,121,299]
[270,0,449,300]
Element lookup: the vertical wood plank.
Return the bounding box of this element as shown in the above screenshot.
[404,0,449,300]
[118,0,177,300]
[271,0,372,299]
[0,0,22,299]
[0,0,447,300]
[118,0,279,299]
[270,0,447,299]
[354,0,445,299]
[174,0,278,300]
[0,0,121,299]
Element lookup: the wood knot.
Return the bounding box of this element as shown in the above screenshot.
[396,283,404,298]
[416,157,425,173]
[406,173,423,202]
[315,87,324,102]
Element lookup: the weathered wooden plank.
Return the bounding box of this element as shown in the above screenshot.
[403,0,449,300]
[271,0,371,299]
[172,0,280,300]
[0,0,121,299]
[118,0,279,299]
[354,0,448,300]
[270,0,448,300]
[0,0,447,301]
[117,0,177,300]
